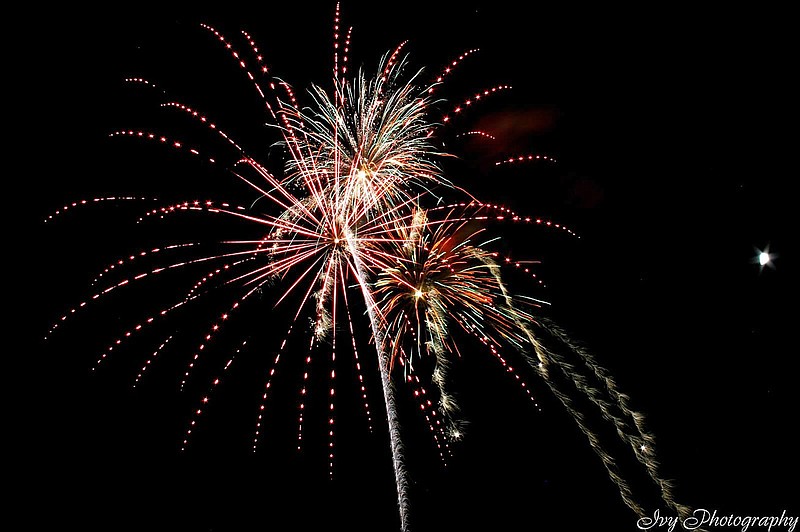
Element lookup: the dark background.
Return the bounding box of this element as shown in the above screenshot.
[19,2,796,531]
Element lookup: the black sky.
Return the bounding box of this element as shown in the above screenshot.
[19,3,796,531]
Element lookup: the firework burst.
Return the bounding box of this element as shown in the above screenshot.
[373,208,542,434]
[43,4,699,530]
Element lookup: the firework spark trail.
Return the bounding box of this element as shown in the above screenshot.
[422,202,579,238]
[92,257,268,372]
[433,245,654,515]
[389,301,453,449]
[199,24,268,103]
[181,339,249,450]
[394,318,459,446]
[47,247,274,338]
[110,130,218,165]
[333,3,341,82]
[43,196,158,223]
[92,243,199,286]
[328,261,339,479]
[429,48,480,93]
[202,23,304,134]
[339,274,373,431]
[405,372,450,462]
[533,341,645,513]
[124,77,164,93]
[495,282,695,520]
[495,153,558,166]
[93,298,189,368]
[345,233,410,532]
[384,40,409,80]
[184,259,253,301]
[253,259,324,452]
[179,300,241,390]
[442,85,512,124]
[461,321,541,410]
[161,102,247,153]
[341,26,352,78]
[134,335,174,387]
[455,130,495,140]
[537,319,695,520]
[137,200,248,223]
[252,342,287,452]
[498,256,547,288]
[296,329,317,451]
[240,29,268,74]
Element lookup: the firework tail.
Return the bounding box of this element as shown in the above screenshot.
[346,233,410,532]
[528,333,646,515]
[478,253,697,522]
[534,318,697,521]
[494,273,643,511]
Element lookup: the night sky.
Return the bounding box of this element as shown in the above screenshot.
[21,3,796,531]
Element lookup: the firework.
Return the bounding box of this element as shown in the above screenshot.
[371,204,694,521]
[44,5,698,531]
[373,207,541,434]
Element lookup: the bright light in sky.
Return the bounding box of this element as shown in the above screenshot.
[755,247,777,270]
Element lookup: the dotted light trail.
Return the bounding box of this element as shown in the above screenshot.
[43,196,158,224]
[181,340,248,451]
[429,48,480,93]
[47,247,266,339]
[180,301,242,390]
[137,199,249,223]
[443,85,512,123]
[427,201,580,238]
[456,130,496,141]
[405,373,449,464]
[161,102,245,153]
[92,243,198,286]
[110,130,217,165]
[494,153,558,166]
[133,335,173,387]
[200,24,266,102]
[340,278,373,431]
[93,299,188,369]
[252,330,292,452]
[296,344,314,452]
[124,77,164,93]
[384,40,409,81]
